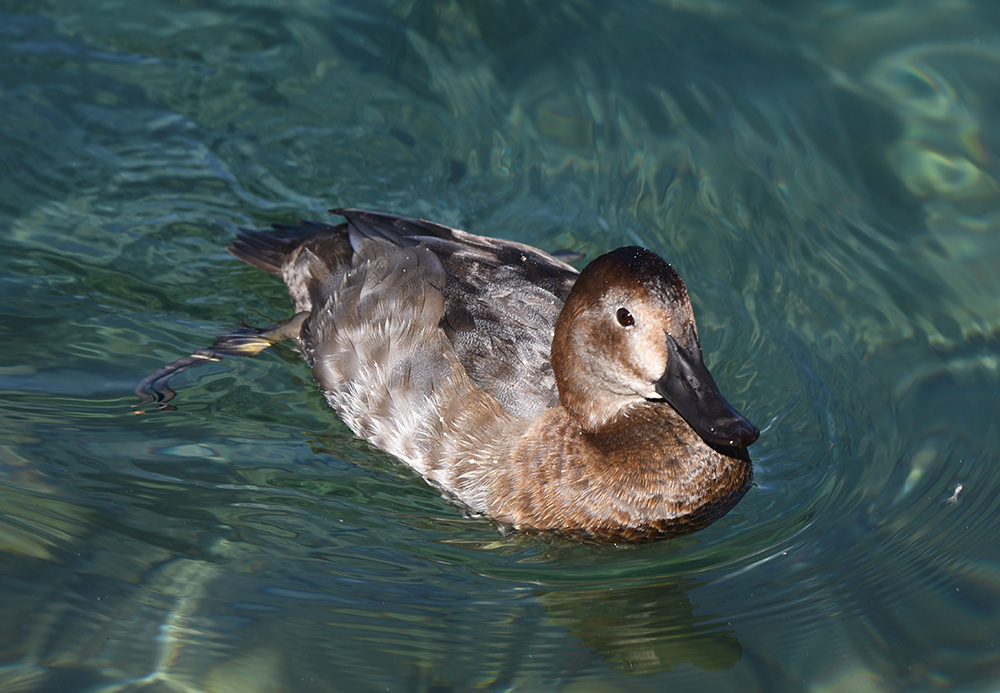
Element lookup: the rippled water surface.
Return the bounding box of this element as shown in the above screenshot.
[2,0,1000,690]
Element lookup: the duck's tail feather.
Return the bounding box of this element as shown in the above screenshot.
[228,221,340,276]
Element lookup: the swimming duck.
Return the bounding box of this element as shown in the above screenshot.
[136,208,759,542]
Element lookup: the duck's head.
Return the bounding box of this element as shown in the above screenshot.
[551,246,759,448]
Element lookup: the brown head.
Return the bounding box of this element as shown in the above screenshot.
[551,247,759,448]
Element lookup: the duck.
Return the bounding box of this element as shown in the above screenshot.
[136,208,759,542]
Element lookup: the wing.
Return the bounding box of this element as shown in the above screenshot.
[330,209,579,419]
[231,208,579,419]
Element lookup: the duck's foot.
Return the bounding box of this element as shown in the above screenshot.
[133,312,309,413]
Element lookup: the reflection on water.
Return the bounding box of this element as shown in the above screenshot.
[2,0,1000,690]
[538,581,743,674]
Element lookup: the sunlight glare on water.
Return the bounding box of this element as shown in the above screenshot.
[1,0,1000,690]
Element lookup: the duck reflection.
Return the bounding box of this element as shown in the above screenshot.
[536,579,742,674]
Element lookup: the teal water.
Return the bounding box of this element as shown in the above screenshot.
[2,0,1000,690]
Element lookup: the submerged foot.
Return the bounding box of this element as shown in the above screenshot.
[133,312,308,413]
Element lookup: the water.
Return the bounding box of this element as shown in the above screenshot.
[2,0,999,690]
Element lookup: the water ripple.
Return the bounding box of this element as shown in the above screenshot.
[3,0,1000,690]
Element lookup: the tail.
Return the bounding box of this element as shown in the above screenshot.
[228,220,340,276]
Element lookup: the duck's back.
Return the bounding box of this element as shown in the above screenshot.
[229,208,579,432]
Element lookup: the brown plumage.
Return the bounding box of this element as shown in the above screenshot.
[136,208,759,542]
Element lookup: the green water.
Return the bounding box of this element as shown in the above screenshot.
[2,0,1000,690]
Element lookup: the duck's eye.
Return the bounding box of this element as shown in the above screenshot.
[616,307,634,327]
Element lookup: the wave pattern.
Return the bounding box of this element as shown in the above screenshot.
[1,0,999,690]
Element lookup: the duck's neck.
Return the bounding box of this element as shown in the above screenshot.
[581,400,695,459]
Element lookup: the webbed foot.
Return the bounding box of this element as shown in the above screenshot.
[133,312,309,413]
